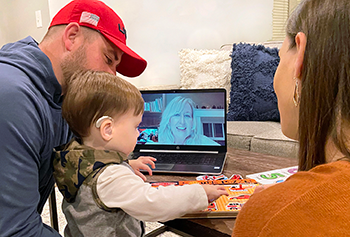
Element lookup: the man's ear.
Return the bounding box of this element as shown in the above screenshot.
[63,22,83,52]
[99,119,113,141]
[294,32,307,79]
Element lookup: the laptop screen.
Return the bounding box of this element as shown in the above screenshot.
[135,89,226,151]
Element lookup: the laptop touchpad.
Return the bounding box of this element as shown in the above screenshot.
[154,164,174,170]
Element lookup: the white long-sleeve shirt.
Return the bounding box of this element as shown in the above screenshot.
[96,163,208,222]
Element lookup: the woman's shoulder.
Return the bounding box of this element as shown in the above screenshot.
[245,160,350,208]
[309,160,350,176]
[232,160,350,236]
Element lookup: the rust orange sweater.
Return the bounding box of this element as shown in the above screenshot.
[232,161,350,237]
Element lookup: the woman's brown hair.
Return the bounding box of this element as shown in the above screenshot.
[62,70,144,138]
[286,0,350,171]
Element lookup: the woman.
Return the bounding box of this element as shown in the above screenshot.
[232,0,350,236]
[158,96,219,145]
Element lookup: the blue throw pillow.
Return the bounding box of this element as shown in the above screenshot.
[227,43,280,121]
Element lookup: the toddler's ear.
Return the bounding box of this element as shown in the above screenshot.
[100,120,113,141]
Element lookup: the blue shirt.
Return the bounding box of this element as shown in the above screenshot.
[0,37,71,236]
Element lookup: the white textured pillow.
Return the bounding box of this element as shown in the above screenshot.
[179,49,232,107]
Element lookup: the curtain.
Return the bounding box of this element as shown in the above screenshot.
[272,0,289,41]
[272,0,302,41]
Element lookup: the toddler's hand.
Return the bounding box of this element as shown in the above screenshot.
[201,185,229,203]
[128,156,156,181]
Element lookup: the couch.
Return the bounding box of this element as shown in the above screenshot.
[138,41,299,159]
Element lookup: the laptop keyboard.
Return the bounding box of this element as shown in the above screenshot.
[136,152,218,166]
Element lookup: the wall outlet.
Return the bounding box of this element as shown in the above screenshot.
[35,10,42,28]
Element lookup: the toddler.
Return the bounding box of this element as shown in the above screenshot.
[53,70,228,237]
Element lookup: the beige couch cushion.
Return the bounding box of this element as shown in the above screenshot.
[250,122,299,158]
[227,121,298,158]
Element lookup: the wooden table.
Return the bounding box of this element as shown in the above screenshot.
[145,148,298,237]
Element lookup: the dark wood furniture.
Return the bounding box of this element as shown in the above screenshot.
[145,147,298,237]
[49,189,59,232]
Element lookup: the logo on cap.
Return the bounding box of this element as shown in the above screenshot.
[118,24,127,39]
[80,11,100,26]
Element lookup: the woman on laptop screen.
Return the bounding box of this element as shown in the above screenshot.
[159,96,219,145]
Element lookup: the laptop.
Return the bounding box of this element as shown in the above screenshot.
[130,88,227,175]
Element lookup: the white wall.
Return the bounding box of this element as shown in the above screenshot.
[0,0,50,46]
[2,0,274,87]
[0,2,10,46]
[50,0,273,87]
[110,0,274,87]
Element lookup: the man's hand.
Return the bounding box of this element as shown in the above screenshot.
[128,156,157,181]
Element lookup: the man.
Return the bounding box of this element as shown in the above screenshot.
[0,0,146,236]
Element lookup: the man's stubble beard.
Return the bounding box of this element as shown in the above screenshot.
[60,44,88,94]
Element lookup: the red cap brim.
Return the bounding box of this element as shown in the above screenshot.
[101,31,147,78]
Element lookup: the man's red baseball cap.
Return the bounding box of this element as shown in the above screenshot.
[49,0,147,77]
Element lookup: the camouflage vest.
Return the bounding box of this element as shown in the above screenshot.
[54,139,145,236]
[53,138,128,204]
